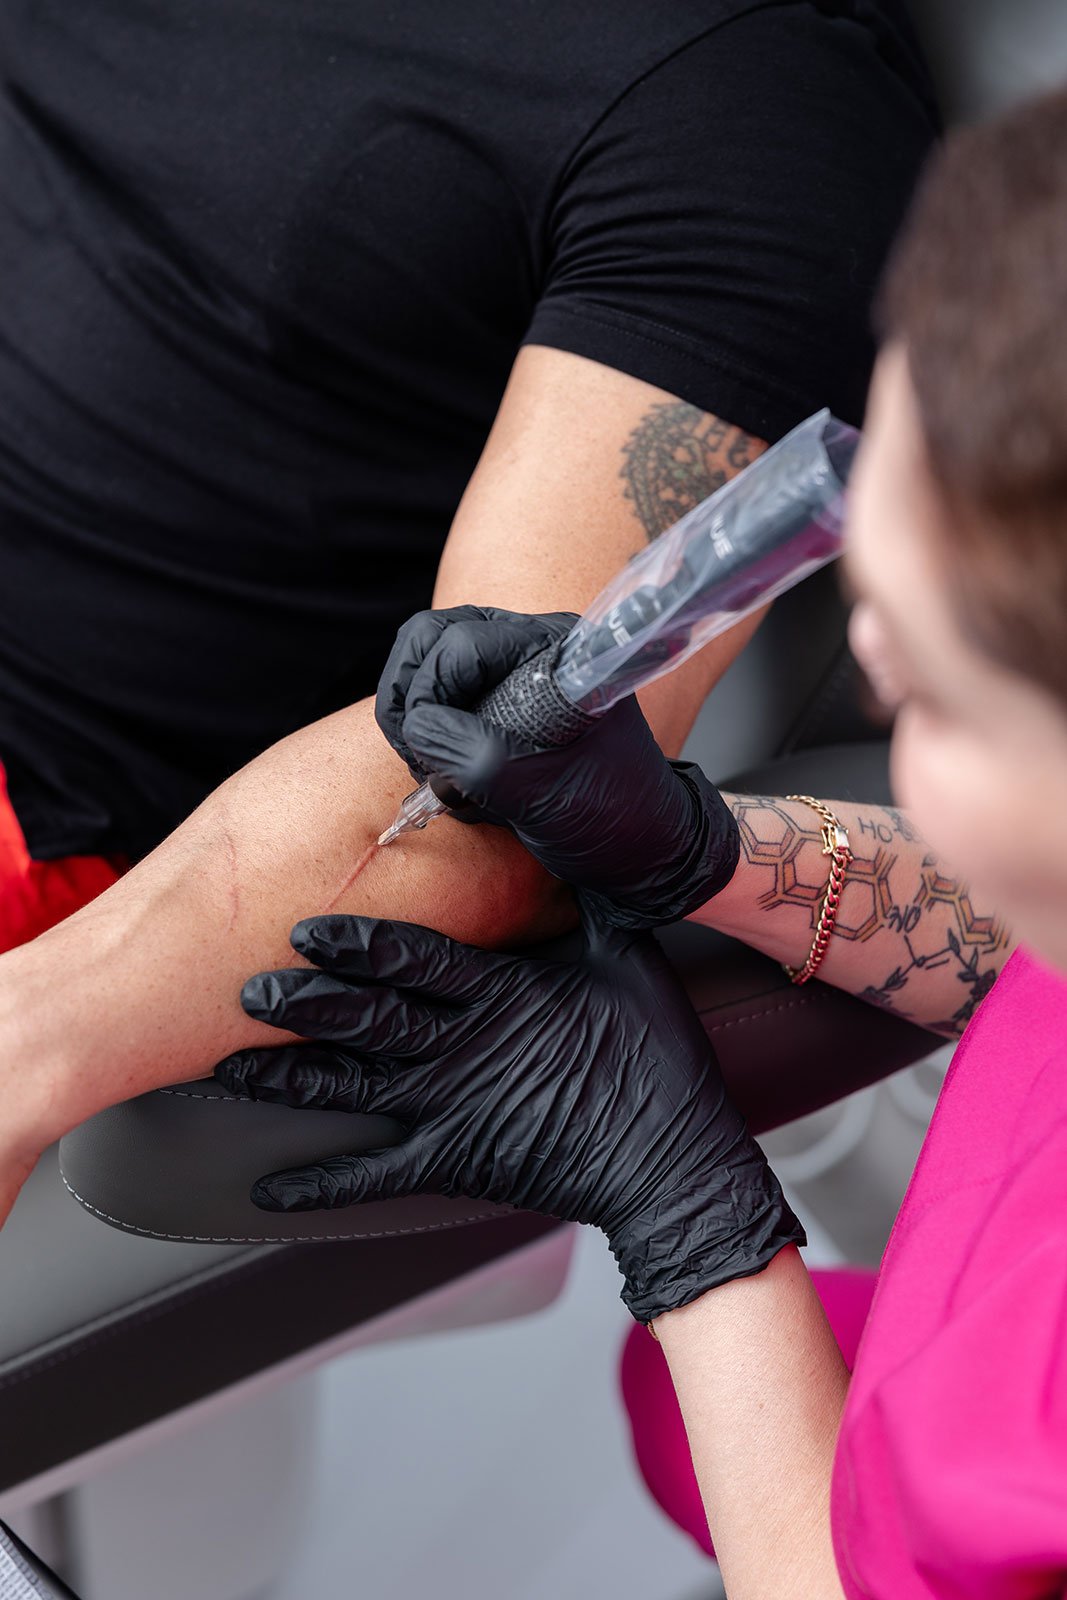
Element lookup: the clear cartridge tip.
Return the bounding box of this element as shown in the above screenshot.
[377,780,450,847]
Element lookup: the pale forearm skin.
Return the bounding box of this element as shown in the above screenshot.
[653,1246,847,1598]
[694,794,1014,1037]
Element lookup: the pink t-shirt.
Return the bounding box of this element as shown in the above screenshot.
[833,947,1067,1597]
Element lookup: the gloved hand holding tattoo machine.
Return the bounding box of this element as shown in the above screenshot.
[218,410,857,1318]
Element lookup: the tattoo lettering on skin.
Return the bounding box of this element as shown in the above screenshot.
[737,799,1010,1039]
[856,808,922,846]
[620,403,764,542]
[886,807,921,844]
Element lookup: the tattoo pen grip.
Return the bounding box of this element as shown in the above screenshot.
[379,642,596,841]
[475,641,595,744]
[379,408,859,845]
[428,640,596,807]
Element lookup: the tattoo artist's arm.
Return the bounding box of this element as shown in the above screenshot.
[0,347,766,1219]
[694,795,1014,1037]
[653,1246,848,1599]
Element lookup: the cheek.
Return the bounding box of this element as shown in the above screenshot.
[888,708,1021,893]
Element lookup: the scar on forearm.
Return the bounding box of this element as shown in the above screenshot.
[323,840,382,912]
[620,403,765,542]
[221,823,241,934]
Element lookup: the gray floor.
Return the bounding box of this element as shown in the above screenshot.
[262,1225,724,1600]
[247,1056,950,1600]
[8,1056,947,1600]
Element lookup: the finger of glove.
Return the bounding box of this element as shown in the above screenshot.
[241,966,443,1054]
[571,891,653,961]
[251,1144,418,1213]
[405,695,651,836]
[400,705,514,809]
[291,914,518,1007]
[215,1044,401,1115]
[375,606,493,764]
[404,615,571,721]
[477,695,657,829]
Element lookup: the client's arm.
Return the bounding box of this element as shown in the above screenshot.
[0,348,766,1224]
[0,699,553,1154]
[693,793,1014,1037]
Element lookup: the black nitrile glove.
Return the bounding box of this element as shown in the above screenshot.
[375,605,739,929]
[217,913,804,1323]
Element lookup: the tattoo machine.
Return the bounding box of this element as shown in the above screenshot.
[379,408,860,846]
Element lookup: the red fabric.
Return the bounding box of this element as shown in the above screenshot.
[619,1266,877,1560]
[0,763,125,953]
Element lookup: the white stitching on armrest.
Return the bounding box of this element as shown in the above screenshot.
[157,1088,257,1102]
[703,992,824,1033]
[58,1171,508,1246]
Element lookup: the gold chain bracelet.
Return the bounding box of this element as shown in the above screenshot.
[645,795,852,1335]
[781,795,852,986]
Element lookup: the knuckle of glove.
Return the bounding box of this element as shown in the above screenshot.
[235,1050,351,1109]
[292,913,372,968]
[253,1163,346,1213]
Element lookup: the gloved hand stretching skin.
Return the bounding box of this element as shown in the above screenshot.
[217,911,804,1323]
[375,605,740,929]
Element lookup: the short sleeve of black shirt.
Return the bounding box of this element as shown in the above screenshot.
[524,1,939,441]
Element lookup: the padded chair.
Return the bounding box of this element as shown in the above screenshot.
[6,6,1067,1590]
[0,569,938,1598]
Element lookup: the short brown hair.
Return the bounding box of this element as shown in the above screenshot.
[878,84,1067,707]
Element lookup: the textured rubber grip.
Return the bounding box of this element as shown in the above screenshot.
[474,641,596,750]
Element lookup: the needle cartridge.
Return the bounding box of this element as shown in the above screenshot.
[378,780,450,847]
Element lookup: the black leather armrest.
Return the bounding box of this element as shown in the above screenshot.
[58,740,938,1245]
[1,740,936,1490]
[0,1156,556,1496]
[59,1081,511,1247]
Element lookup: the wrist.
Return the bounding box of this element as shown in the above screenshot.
[590,763,740,931]
[674,763,740,911]
[0,917,116,1153]
[649,1242,804,1343]
[0,948,71,1164]
[687,794,850,982]
[610,1150,806,1325]
[685,790,812,971]
[688,843,757,936]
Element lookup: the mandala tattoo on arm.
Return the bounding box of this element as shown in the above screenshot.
[620,403,765,542]
[735,797,1010,1039]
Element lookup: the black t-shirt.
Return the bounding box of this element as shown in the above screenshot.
[0,0,936,860]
